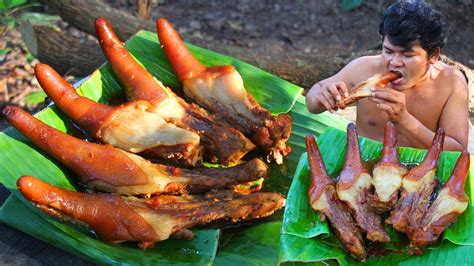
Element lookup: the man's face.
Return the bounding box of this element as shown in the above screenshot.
[381,37,431,91]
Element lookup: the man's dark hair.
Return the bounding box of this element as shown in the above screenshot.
[379,0,446,57]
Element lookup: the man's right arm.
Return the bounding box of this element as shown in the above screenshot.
[306,56,376,114]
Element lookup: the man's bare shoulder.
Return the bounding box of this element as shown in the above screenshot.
[432,61,468,93]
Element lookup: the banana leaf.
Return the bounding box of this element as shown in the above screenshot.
[280,127,474,265]
[0,29,316,264]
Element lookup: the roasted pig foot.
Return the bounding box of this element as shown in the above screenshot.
[336,123,390,243]
[336,71,401,109]
[386,128,445,234]
[306,135,366,260]
[369,121,407,212]
[157,18,292,164]
[35,64,202,167]
[95,18,255,165]
[18,176,285,249]
[3,106,268,195]
[409,151,470,254]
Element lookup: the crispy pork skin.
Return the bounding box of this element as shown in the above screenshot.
[386,128,445,234]
[3,106,268,195]
[35,63,202,166]
[369,121,407,212]
[337,71,401,109]
[157,18,292,164]
[95,18,255,166]
[18,176,285,249]
[409,151,470,254]
[306,135,366,260]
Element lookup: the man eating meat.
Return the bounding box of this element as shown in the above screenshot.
[305,0,468,151]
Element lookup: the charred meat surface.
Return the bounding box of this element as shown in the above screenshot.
[336,71,401,109]
[336,123,389,243]
[18,175,285,249]
[369,121,407,213]
[386,128,445,234]
[96,17,255,166]
[157,18,292,164]
[2,106,268,195]
[409,151,470,254]
[306,135,366,261]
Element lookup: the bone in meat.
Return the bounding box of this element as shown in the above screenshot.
[409,151,470,254]
[3,106,268,195]
[157,18,292,164]
[369,121,407,213]
[336,123,390,242]
[336,71,401,109]
[18,175,285,249]
[386,128,445,234]
[306,135,366,260]
[95,18,255,166]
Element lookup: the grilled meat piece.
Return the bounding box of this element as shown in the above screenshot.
[35,64,202,167]
[18,175,285,249]
[336,71,401,109]
[409,151,470,254]
[2,106,268,195]
[157,18,292,164]
[369,121,407,213]
[95,18,255,166]
[336,123,389,243]
[386,128,445,234]
[306,135,366,261]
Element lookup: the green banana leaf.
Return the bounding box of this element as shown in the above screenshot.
[280,127,474,265]
[0,29,334,264]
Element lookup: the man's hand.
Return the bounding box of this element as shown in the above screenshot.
[369,87,411,124]
[306,81,349,113]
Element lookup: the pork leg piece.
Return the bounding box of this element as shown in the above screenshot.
[2,106,268,195]
[336,71,401,109]
[157,18,292,164]
[306,135,366,260]
[95,18,255,166]
[35,63,202,167]
[336,123,390,242]
[369,121,407,212]
[18,175,285,249]
[386,128,445,234]
[409,151,470,254]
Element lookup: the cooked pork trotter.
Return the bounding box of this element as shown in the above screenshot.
[335,123,389,242]
[409,151,470,254]
[306,135,366,261]
[95,17,255,165]
[35,63,202,166]
[18,176,285,249]
[157,18,292,164]
[336,71,401,109]
[369,121,407,212]
[3,106,268,195]
[386,128,445,234]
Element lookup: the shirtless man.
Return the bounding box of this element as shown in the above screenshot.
[306,1,469,151]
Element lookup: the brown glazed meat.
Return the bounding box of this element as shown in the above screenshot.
[35,63,202,167]
[18,175,285,249]
[386,128,445,234]
[336,71,401,109]
[157,18,292,164]
[95,18,255,166]
[369,121,407,212]
[409,151,470,254]
[306,135,366,261]
[336,123,390,243]
[2,106,268,195]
